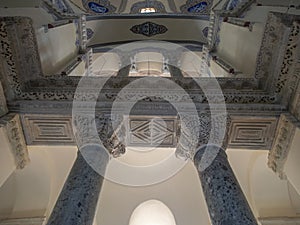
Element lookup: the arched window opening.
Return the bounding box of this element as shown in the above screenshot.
[129,199,176,225]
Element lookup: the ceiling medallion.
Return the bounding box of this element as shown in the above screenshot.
[180,0,212,14]
[82,0,116,14]
[130,22,168,37]
[130,0,166,14]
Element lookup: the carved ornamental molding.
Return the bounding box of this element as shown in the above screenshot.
[0,113,29,169]
[268,113,300,179]
[228,116,278,150]
[254,13,300,100]
[0,81,8,117]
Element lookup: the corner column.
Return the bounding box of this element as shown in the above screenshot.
[46,150,108,225]
[194,145,258,225]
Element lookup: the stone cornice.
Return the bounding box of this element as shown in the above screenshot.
[268,113,300,179]
[0,113,30,169]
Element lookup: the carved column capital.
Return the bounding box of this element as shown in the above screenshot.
[73,113,126,158]
[0,113,29,169]
[175,113,230,160]
[268,113,300,179]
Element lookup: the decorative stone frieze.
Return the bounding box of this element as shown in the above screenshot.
[0,114,29,169]
[0,17,43,81]
[254,12,300,102]
[228,116,278,150]
[0,81,8,116]
[278,21,300,104]
[268,113,300,179]
[255,13,293,89]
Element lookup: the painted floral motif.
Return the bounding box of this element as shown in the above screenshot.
[82,0,116,14]
[181,0,212,14]
[88,2,108,13]
[188,2,208,13]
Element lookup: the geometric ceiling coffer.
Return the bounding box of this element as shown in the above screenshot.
[180,0,212,14]
[82,0,117,14]
[130,22,168,37]
[21,114,75,145]
[228,117,278,150]
[130,0,167,14]
[127,116,177,147]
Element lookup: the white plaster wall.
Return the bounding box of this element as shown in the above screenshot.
[0,146,77,221]
[217,22,265,77]
[95,161,211,225]
[36,23,78,76]
[216,6,300,77]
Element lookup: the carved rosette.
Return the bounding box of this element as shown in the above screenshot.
[0,114,29,169]
[268,114,300,179]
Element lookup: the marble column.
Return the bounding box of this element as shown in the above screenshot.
[46,150,108,225]
[194,145,258,225]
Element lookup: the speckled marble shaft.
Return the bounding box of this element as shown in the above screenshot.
[46,152,106,225]
[194,145,258,225]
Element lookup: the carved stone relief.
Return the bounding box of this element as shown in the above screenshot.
[254,12,300,103]
[0,114,29,169]
[268,113,300,179]
[21,114,75,145]
[0,81,8,117]
[228,116,278,150]
[127,116,177,147]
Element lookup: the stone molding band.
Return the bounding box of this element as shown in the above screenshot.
[0,113,29,169]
